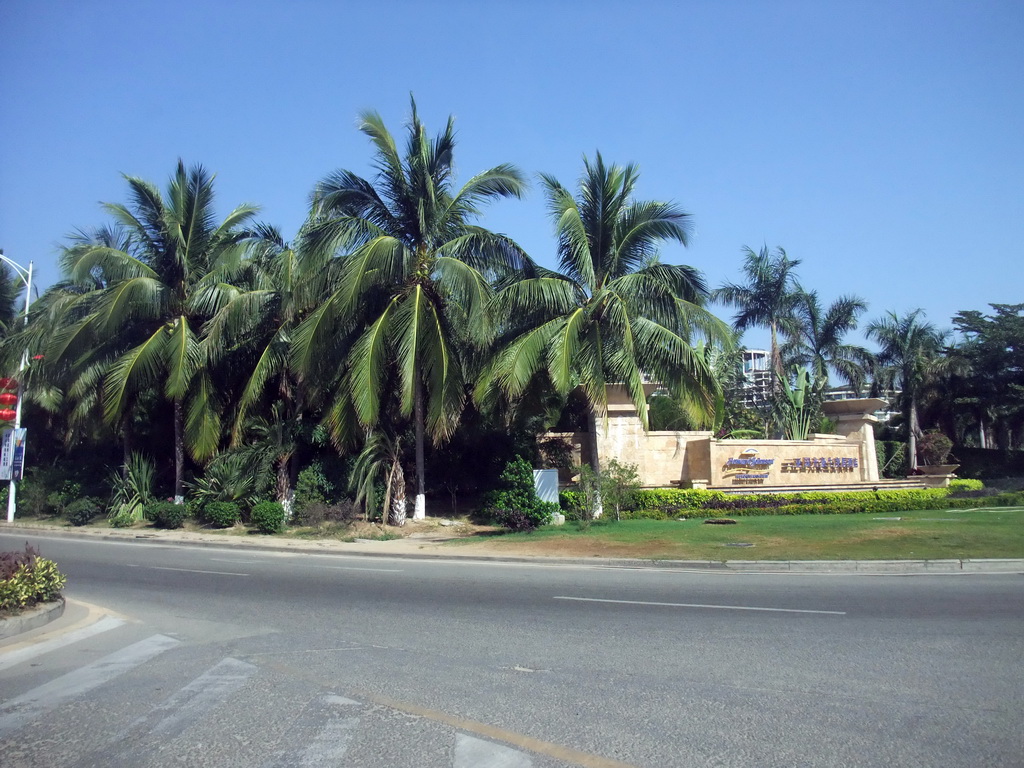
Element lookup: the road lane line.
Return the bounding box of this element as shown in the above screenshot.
[0,634,181,736]
[0,615,125,671]
[125,564,249,576]
[553,596,846,615]
[314,565,404,572]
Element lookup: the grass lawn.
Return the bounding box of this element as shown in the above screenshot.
[448,506,1024,561]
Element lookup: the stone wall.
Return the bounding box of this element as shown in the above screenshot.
[543,394,887,489]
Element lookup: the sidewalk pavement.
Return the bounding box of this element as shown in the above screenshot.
[3,520,1023,574]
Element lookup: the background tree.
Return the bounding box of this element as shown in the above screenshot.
[482,153,728,488]
[294,99,529,519]
[715,245,803,391]
[867,309,949,471]
[947,303,1024,449]
[782,290,872,396]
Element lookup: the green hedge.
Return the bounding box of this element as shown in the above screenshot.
[566,485,1024,520]
[0,545,66,611]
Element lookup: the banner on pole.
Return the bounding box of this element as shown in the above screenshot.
[0,428,26,481]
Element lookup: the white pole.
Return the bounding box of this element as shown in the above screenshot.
[4,257,33,522]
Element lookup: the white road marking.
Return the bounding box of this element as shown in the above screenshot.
[553,596,846,615]
[0,633,180,736]
[125,564,249,576]
[314,565,404,572]
[134,657,257,738]
[292,715,360,766]
[262,694,363,767]
[0,615,125,672]
[455,733,533,767]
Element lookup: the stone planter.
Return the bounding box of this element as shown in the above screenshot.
[916,464,959,475]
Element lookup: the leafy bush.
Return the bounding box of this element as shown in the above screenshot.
[108,510,136,528]
[486,456,555,531]
[559,490,587,521]
[106,453,156,524]
[294,462,334,519]
[293,499,359,527]
[918,430,954,465]
[148,501,188,529]
[201,500,241,528]
[250,501,286,534]
[0,544,66,611]
[187,453,259,510]
[65,496,102,526]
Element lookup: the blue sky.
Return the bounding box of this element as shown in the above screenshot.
[1,1,1021,351]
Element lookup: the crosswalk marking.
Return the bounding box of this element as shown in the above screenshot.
[0,628,575,767]
[0,615,125,672]
[134,656,257,739]
[0,633,180,737]
[455,733,534,768]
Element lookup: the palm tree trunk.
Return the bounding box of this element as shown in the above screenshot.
[173,398,185,502]
[770,320,782,393]
[587,408,603,519]
[908,396,920,472]
[412,378,426,519]
[121,414,133,481]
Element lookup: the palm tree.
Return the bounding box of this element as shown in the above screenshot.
[44,161,258,499]
[293,99,529,519]
[715,245,803,391]
[783,290,872,396]
[866,309,948,471]
[202,222,330,510]
[481,153,728,487]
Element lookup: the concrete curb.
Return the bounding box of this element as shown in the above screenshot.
[0,598,65,640]
[3,522,1023,575]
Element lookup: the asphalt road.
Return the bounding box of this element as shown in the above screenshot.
[1,532,1022,767]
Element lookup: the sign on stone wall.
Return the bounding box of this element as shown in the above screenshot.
[712,442,867,487]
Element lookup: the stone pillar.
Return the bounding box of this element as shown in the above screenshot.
[821,398,888,482]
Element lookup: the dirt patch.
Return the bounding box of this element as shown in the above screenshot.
[441,535,699,559]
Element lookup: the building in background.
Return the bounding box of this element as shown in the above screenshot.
[740,349,772,409]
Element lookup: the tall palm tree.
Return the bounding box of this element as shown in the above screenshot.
[866,309,948,471]
[782,290,872,396]
[481,153,728,484]
[715,245,803,391]
[293,99,529,519]
[44,161,258,498]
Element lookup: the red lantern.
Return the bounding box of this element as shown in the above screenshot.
[0,393,16,407]
[0,409,16,422]
[0,378,16,392]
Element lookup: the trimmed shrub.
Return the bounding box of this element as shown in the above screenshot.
[65,496,102,526]
[148,501,188,530]
[620,486,1024,519]
[0,545,66,611]
[201,501,241,528]
[108,510,135,528]
[250,501,286,534]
